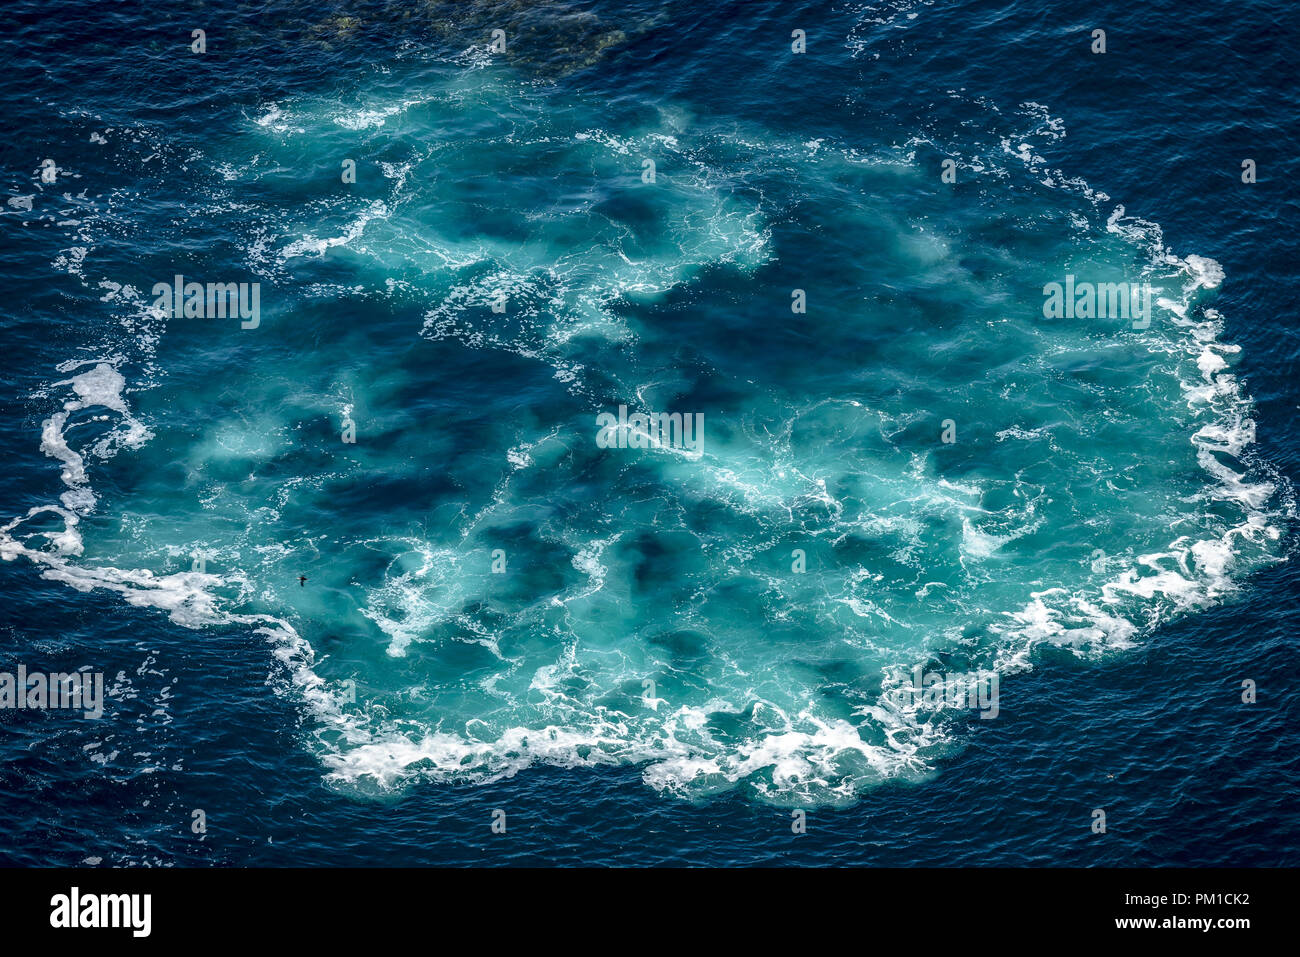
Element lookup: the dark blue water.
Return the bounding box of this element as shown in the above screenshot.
[1,0,1296,865]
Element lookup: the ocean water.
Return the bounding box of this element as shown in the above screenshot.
[1,0,1297,865]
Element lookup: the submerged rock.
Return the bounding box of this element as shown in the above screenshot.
[251,0,659,77]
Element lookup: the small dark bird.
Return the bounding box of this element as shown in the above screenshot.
[298,576,308,587]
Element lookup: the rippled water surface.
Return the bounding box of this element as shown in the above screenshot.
[0,0,1296,864]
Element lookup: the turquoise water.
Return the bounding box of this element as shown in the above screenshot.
[5,56,1288,808]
